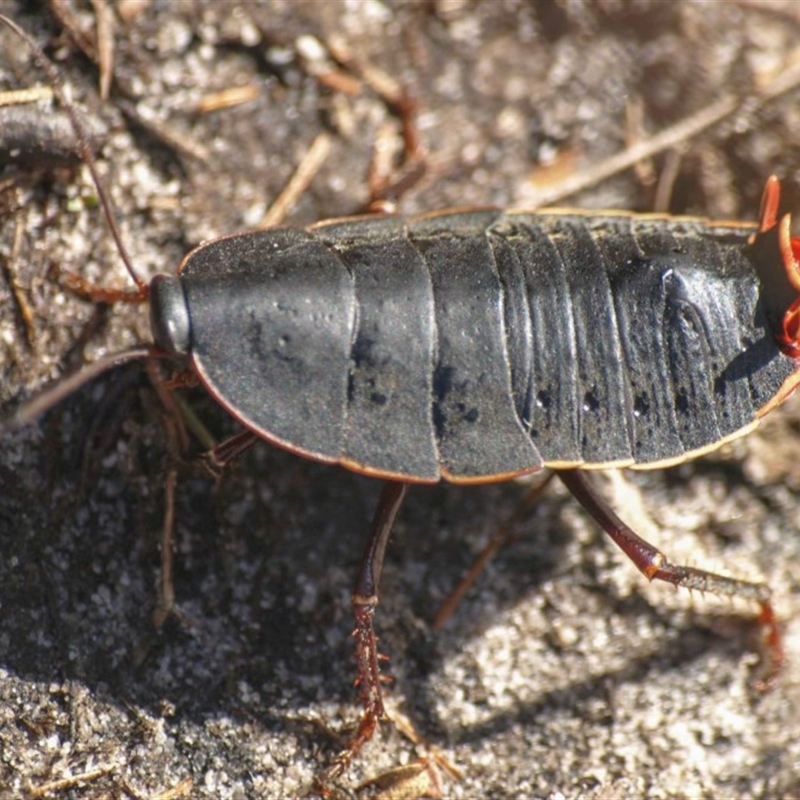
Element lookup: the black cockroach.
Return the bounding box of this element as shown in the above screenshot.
[1,13,797,786]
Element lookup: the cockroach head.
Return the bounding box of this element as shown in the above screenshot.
[149,274,191,355]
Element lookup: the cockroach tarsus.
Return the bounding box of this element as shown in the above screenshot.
[0,13,794,792]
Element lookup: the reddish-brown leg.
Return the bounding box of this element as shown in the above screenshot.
[145,359,260,626]
[322,480,409,784]
[432,473,555,631]
[557,469,782,686]
[202,429,261,478]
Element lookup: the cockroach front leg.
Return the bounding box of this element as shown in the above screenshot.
[321,481,409,785]
[558,469,782,687]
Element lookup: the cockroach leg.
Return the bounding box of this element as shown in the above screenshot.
[432,473,555,631]
[143,362,261,626]
[139,358,185,630]
[557,469,783,683]
[145,358,191,453]
[153,460,179,631]
[322,480,409,784]
[201,429,261,480]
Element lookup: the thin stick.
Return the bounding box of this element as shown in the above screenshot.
[27,764,116,797]
[517,95,738,208]
[517,54,800,208]
[258,131,332,229]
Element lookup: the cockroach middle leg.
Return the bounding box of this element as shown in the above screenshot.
[321,480,409,786]
[557,469,783,686]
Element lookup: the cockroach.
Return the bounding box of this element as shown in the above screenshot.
[1,13,795,789]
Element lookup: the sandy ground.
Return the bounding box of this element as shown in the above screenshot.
[1,2,800,798]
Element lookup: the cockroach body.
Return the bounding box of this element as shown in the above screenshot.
[151,198,800,484]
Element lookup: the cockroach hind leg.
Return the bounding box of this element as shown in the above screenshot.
[556,469,783,687]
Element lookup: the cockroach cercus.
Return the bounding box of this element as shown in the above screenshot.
[0,13,795,786]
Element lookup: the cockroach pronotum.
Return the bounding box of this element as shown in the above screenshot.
[1,12,797,790]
